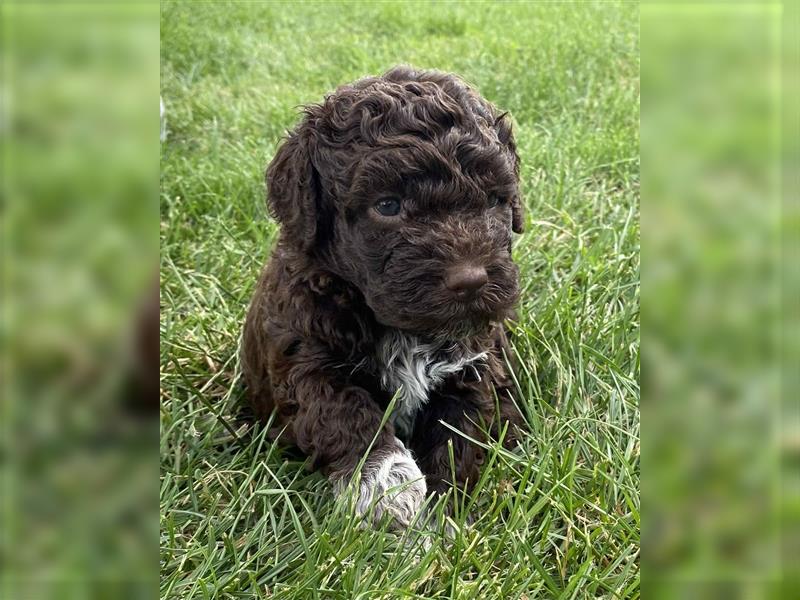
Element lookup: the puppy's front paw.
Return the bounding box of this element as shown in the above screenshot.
[337,440,427,527]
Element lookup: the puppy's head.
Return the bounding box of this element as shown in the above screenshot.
[267,66,524,339]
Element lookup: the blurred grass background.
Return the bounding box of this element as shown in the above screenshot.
[640,3,792,597]
[2,2,160,599]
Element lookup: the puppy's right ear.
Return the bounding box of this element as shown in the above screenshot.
[494,112,525,234]
[266,127,320,251]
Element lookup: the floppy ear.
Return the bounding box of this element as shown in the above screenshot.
[495,113,525,234]
[265,126,321,251]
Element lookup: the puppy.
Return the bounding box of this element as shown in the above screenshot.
[242,66,525,527]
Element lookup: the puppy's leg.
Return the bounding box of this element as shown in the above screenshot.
[291,382,427,527]
[410,385,521,497]
[410,393,487,497]
[337,438,427,527]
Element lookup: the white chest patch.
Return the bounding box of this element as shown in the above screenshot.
[376,330,487,438]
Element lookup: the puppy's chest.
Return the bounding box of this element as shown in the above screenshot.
[374,331,487,438]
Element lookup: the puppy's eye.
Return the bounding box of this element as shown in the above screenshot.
[487,194,506,208]
[374,197,402,217]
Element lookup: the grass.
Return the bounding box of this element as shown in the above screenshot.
[160,2,640,598]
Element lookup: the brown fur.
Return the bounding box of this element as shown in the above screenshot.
[242,66,525,497]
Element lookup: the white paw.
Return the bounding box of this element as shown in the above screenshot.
[337,440,427,527]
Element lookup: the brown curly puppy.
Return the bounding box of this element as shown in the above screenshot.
[242,66,525,526]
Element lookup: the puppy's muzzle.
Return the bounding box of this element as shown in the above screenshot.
[444,264,488,300]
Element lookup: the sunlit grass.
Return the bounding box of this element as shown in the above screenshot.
[160,2,639,598]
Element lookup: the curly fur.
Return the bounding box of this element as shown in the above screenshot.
[241,66,525,525]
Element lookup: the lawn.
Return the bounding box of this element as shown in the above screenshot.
[160,2,640,598]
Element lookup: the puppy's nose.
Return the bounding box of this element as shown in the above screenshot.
[445,265,488,296]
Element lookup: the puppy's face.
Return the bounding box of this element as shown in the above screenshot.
[338,145,520,338]
[266,67,525,339]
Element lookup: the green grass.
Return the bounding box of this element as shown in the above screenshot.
[160,2,639,598]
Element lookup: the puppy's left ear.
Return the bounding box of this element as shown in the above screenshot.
[495,113,525,234]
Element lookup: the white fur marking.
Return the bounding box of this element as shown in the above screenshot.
[335,439,427,526]
[377,330,487,437]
